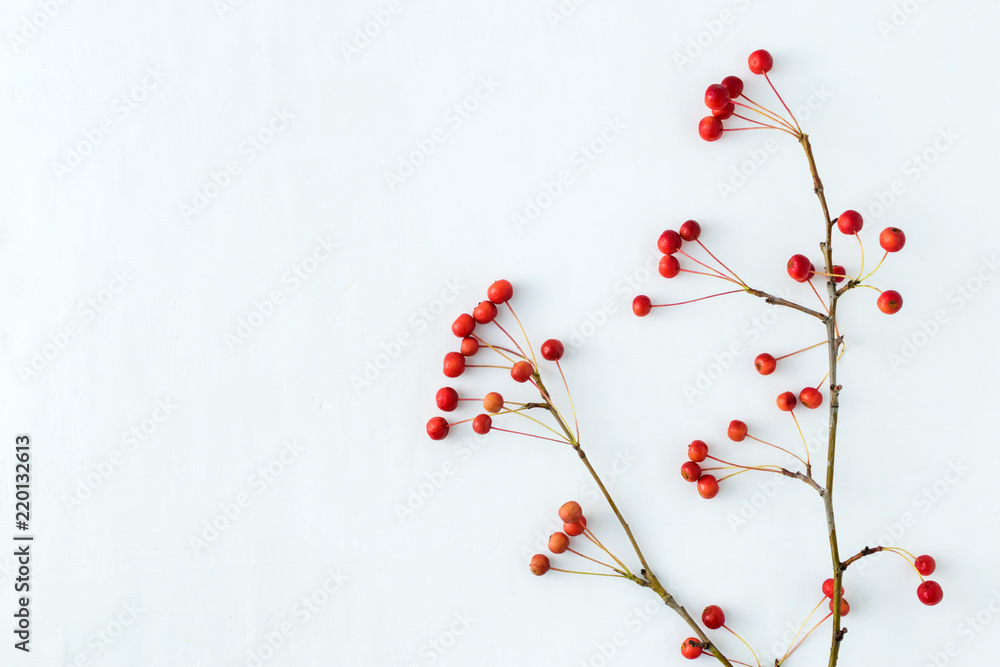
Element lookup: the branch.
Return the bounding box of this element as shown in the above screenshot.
[744,287,828,321]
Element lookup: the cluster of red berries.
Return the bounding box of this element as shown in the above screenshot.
[786,209,906,314]
[679,439,718,499]
[698,49,777,142]
[529,501,588,576]
[426,279,570,443]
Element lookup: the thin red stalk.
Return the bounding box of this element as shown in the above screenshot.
[696,239,747,286]
[763,72,802,135]
[651,290,744,308]
[734,98,798,133]
[490,427,570,445]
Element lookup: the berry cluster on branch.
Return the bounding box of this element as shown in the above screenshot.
[423,49,940,666]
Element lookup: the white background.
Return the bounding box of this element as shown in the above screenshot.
[3,0,1000,666]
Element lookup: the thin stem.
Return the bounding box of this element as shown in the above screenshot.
[696,239,748,286]
[489,427,570,445]
[746,434,809,468]
[735,95,799,133]
[775,340,827,361]
[556,360,580,441]
[789,411,811,470]
[550,566,629,578]
[505,302,537,369]
[780,597,827,664]
[472,336,526,363]
[854,232,865,281]
[566,548,625,574]
[763,72,802,135]
[809,280,830,314]
[491,320,528,360]
[731,112,798,136]
[581,529,632,575]
[680,268,742,284]
[785,613,833,664]
[858,251,888,283]
[724,625,760,667]
[678,249,739,281]
[651,290,744,308]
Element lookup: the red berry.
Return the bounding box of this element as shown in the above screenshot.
[776,391,797,412]
[688,439,708,462]
[837,210,864,235]
[697,475,719,499]
[511,360,534,382]
[460,336,479,356]
[748,49,774,75]
[832,265,847,283]
[487,279,514,304]
[917,581,943,606]
[452,313,476,337]
[799,387,823,409]
[679,219,702,242]
[529,554,550,576]
[721,76,744,98]
[712,101,735,120]
[443,352,466,378]
[426,417,450,440]
[754,353,776,375]
[656,255,680,279]
[657,230,683,254]
[877,290,903,315]
[829,598,850,616]
[436,387,459,412]
[681,461,702,482]
[633,295,652,317]
[540,338,565,361]
[914,555,936,576]
[472,413,492,435]
[787,254,813,283]
[680,638,703,659]
[699,116,724,141]
[472,300,498,324]
[558,501,583,523]
[483,391,504,414]
[702,605,725,630]
[728,420,747,442]
[563,518,586,536]
[822,578,844,599]
[704,83,730,111]
[879,227,906,253]
[548,532,570,554]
